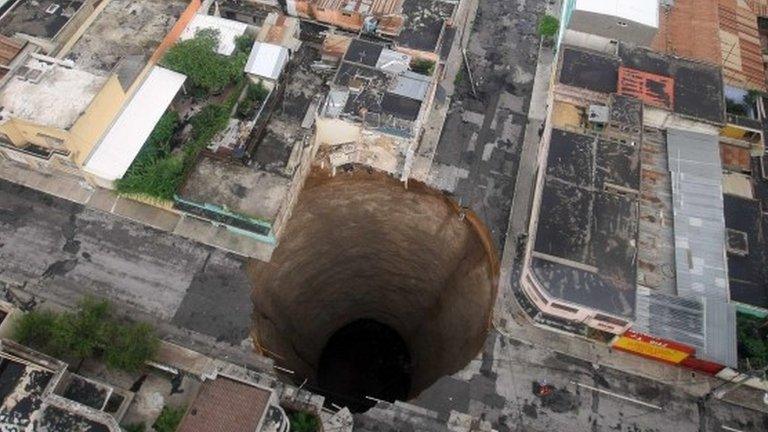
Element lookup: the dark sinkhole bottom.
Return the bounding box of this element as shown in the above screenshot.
[316,319,412,412]
[250,169,498,414]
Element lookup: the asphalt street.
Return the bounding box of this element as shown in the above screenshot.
[0,179,254,348]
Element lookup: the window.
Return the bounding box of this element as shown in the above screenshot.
[727,228,749,256]
[617,21,628,27]
[593,314,627,327]
[551,302,579,314]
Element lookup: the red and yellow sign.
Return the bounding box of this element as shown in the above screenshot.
[613,330,694,364]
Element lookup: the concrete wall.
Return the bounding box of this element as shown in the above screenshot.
[562,29,618,54]
[567,9,657,48]
[0,74,127,167]
[69,75,128,165]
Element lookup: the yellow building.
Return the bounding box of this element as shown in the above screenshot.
[0,0,196,184]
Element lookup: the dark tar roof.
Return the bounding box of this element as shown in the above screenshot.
[532,128,640,318]
[344,39,384,67]
[0,0,84,40]
[558,45,725,124]
[396,0,455,53]
[724,194,768,309]
[333,38,428,128]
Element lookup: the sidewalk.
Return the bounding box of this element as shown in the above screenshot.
[0,160,274,261]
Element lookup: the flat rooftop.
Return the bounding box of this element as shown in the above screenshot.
[0,57,106,129]
[396,0,455,53]
[65,0,187,80]
[252,44,324,172]
[532,128,640,319]
[557,45,725,124]
[0,0,84,40]
[179,156,290,224]
[329,38,429,136]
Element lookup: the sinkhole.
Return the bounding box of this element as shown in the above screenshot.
[249,167,498,412]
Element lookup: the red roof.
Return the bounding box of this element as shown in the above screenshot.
[177,378,272,432]
[618,67,675,110]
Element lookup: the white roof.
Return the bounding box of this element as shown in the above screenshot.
[575,0,659,28]
[180,14,248,56]
[244,42,289,80]
[84,66,186,182]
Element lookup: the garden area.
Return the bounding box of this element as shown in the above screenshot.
[116,30,267,201]
[12,298,159,372]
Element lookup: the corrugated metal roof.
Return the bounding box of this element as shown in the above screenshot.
[667,129,729,301]
[634,287,737,367]
[84,66,186,182]
[244,42,289,81]
[375,49,410,74]
[389,71,430,102]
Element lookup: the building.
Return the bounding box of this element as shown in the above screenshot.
[316,38,437,178]
[0,339,130,431]
[558,0,660,52]
[287,0,456,60]
[518,42,739,370]
[0,0,199,187]
[173,13,316,244]
[0,0,102,55]
[176,376,289,432]
[653,0,767,92]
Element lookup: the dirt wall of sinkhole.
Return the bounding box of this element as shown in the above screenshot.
[248,167,498,398]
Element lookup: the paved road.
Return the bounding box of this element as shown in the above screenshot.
[428,0,540,251]
[0,179,255,349]
[412,330,767,432]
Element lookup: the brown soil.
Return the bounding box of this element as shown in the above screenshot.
[248,165,498,401]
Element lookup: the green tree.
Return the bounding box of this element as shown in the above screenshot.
[162,29,243,93]
[12,298,159,372]
[104,322,159,372]
[52,298,112,360]
[13,309,59,353]
[153,406,186,432]
[537,15,560,39]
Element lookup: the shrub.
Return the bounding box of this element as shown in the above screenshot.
[236,81,269,119]
[410,58,435,76]
[289,412,319,432]
[116,155,184,201]
[154,406,186,432]
[537,15,560,39]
